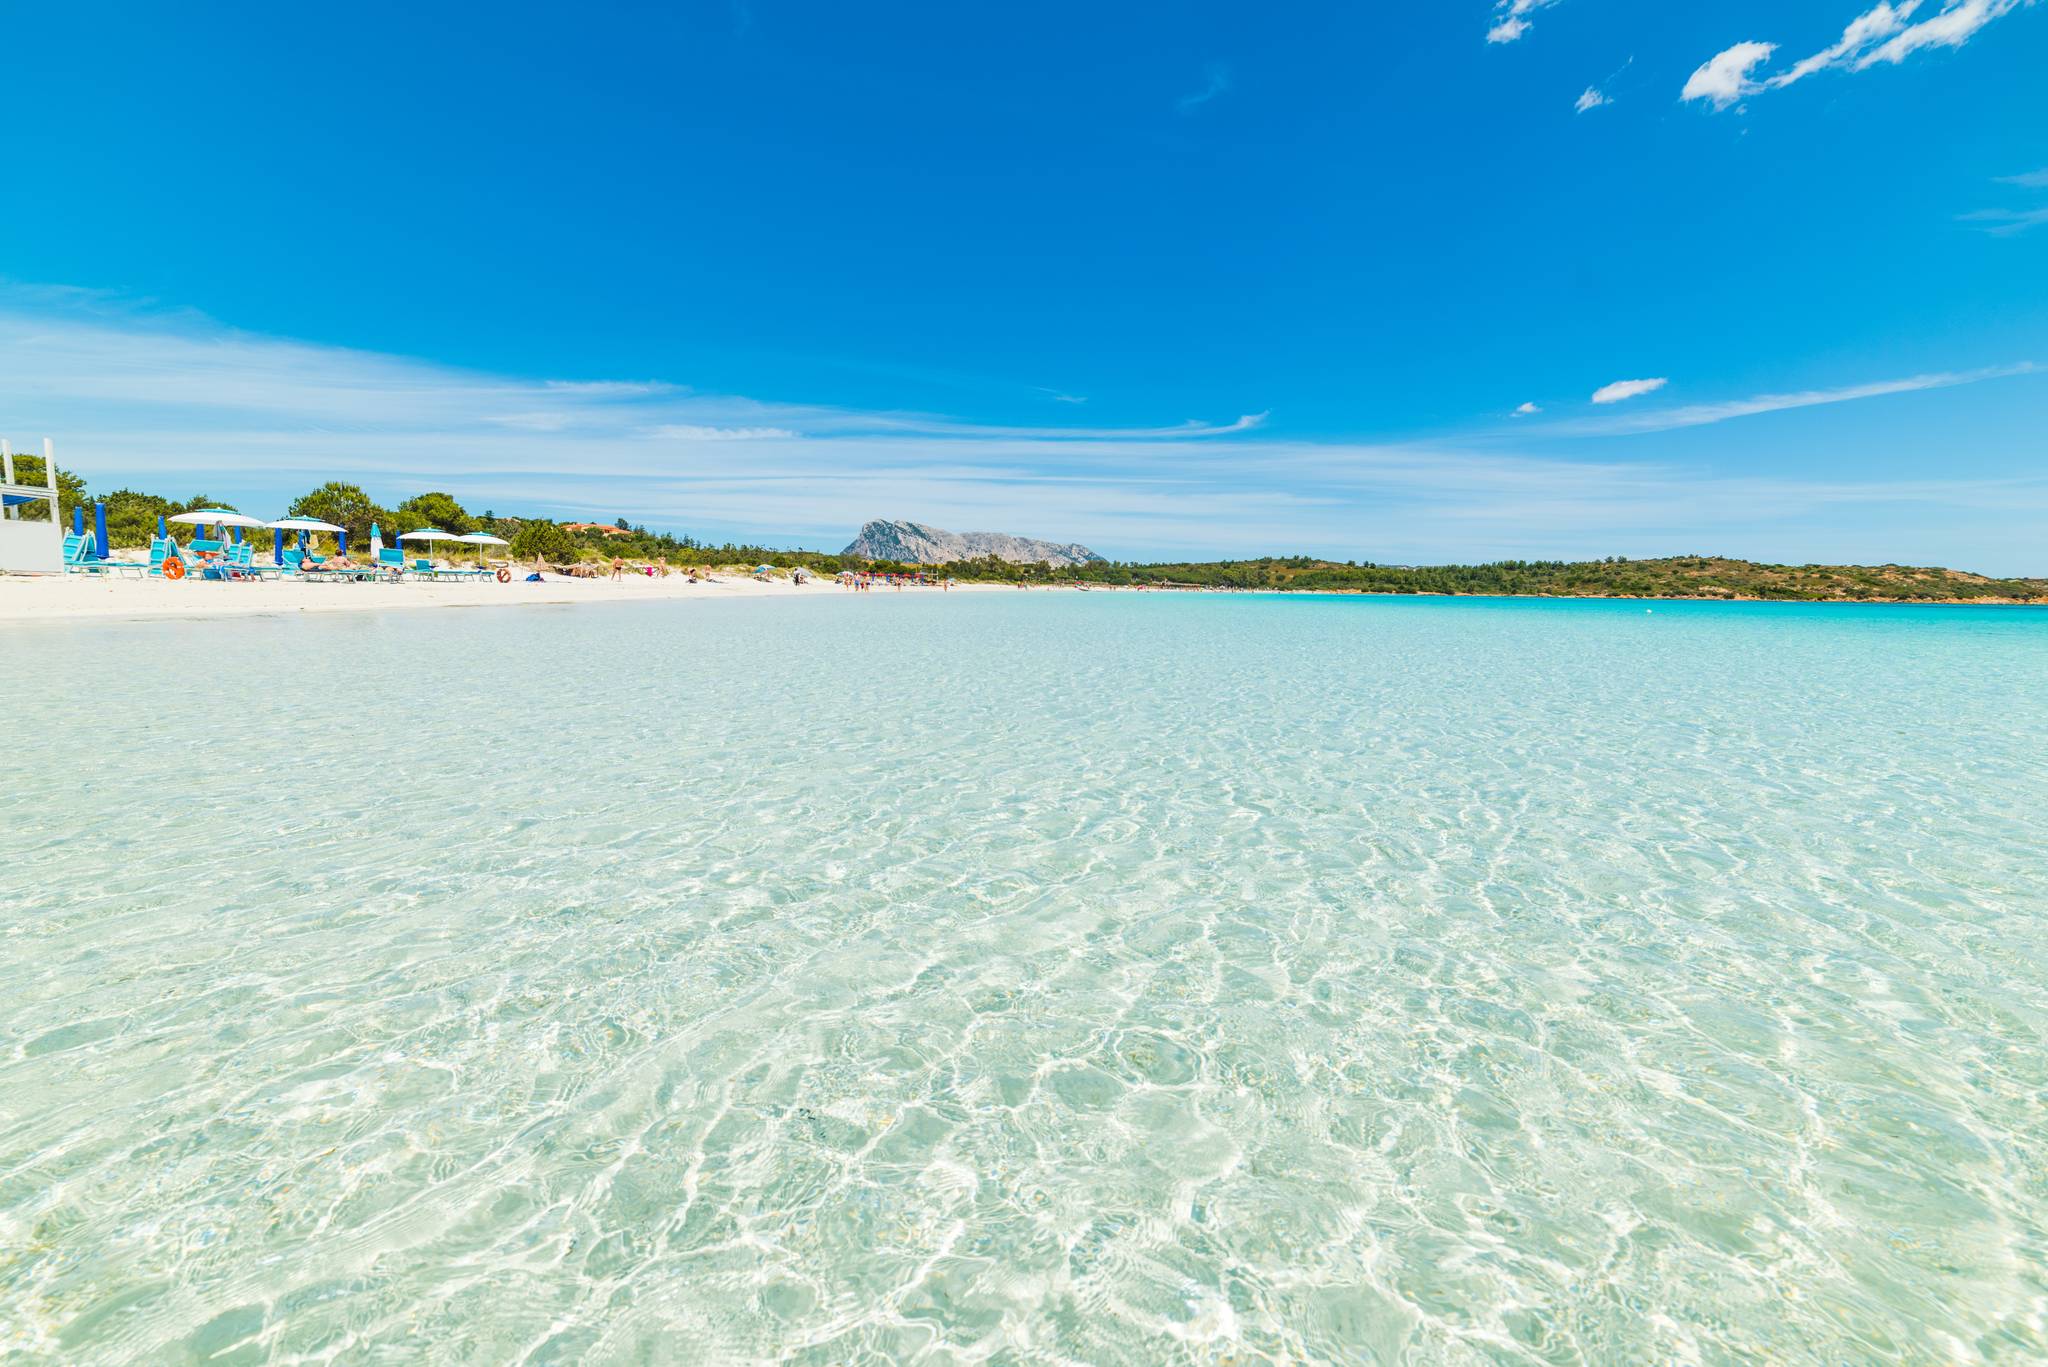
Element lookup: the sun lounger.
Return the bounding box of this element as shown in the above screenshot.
[62,532,145,578]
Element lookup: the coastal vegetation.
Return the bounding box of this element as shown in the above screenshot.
[32,465,2046,600]
[1049,555,2048,603]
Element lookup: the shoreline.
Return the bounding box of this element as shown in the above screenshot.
[3,573,2041,624]
[0,572,1044,624]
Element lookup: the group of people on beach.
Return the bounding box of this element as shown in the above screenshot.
[842,572,954,592]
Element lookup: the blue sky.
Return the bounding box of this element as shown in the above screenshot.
[1,0,2043,569]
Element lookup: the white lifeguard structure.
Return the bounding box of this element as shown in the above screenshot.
[0,438,63,574]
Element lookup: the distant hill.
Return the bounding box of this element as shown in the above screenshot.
[843,519,1103,567]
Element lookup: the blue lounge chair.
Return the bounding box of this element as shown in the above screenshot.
[63,532,144,578]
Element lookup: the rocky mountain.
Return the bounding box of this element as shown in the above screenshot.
[841,519,1104,567]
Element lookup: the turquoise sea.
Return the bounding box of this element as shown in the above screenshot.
[3,593,2045,1363]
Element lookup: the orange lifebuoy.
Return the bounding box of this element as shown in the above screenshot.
[163,558,187,580]
[496,567,511,583]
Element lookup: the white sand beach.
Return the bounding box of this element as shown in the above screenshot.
[0,569,1047,623]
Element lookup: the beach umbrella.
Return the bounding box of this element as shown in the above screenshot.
[170,509,266,526]
[273,527,284,564]
[369,523,384,558]
[170,509,266,538]
[156,514,167,539]
[265,516,341,560]
[94,502,108,560]
[72,505,84,535]
[337,529,348,556]
[398,528,463,570]
[452,530,509,568]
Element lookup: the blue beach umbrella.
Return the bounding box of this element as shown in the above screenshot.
[273,528,285,563]
[338,529,349,556]
[156,514,167,539]
[94,502,109,560]
[72,505,84,535]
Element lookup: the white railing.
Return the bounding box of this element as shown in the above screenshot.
[0,439,62,574]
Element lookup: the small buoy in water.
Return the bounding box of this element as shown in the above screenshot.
[1645,608,1653,614]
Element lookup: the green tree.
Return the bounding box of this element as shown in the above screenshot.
[289,482,390,546]
[394,491,474,534]
[101,488,182,548]
[509,518,579,565]
[4,455,87,524]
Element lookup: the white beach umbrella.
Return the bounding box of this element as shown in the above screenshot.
[265,517,344,533]
[452,530,510,568]
[168,507,268,549]
[397,527,465,570]
[169,508,268,529]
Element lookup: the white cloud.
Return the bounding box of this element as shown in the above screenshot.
[645,425,800,441]
[1686,1,2036,109]
[1958,206,2048,235]
[1771,2,1922,86]
[5,293,2043,569]
[1513,402,1542,416]
[1855,0,2031,66]
[1682,42,1777,109]
[1591,378,1669,404]
[1962,166,2048,235]
[1574,86,1610,112]
[1487,0,1559,44]
[1554,364,2035,434]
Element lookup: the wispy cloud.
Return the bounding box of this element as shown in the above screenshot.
[1685,0,2037,109]
[1770,1,1924,86]
[1513,401,1543,416]
[1176,63,1231,114]
[1959,206,2048,234]
[644,425,800,441]
[1962,167,2048,234]
[1555,364,2035,434]
[1591,377,1669,404]
[1852,0,2034,66]
[5,295,2043,568]
[1487,0,1561,44]
[1575,56,1632,112]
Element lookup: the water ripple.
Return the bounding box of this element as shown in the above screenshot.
[2,596,2046,1362]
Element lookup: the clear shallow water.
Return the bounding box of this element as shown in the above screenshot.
[3,593,2046,1363]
